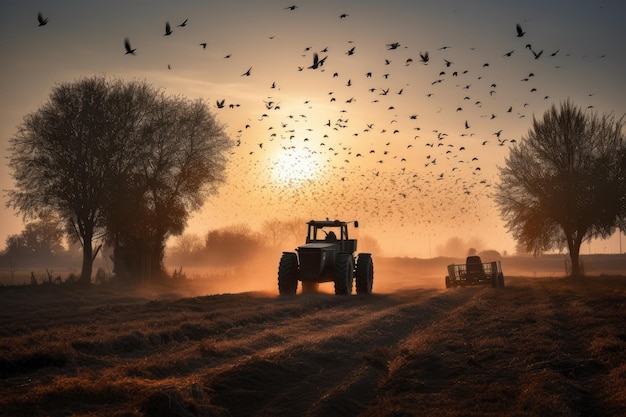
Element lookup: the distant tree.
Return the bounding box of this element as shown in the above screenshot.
[514,242,535,257]
[204,224,264,265]
[495,100,626,277]
[19,213,65,256]
[1,213,66,270]
[359,235,382,256]
[170,233,204,258]
[284,218,308,246]
[4,234,27,258]
[262,219,288,249]
[7,76,231,285]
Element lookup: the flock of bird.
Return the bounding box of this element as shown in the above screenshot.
[34,5,609,250]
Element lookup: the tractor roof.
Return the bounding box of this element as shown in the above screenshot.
[307,219,356,227]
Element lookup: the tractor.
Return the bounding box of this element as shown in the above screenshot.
[277,219,374,295]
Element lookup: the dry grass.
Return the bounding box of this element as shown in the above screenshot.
[0,270,625,416]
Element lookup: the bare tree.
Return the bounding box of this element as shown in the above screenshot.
[495,100,626,277]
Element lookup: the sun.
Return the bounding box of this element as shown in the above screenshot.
[270,147,321,185]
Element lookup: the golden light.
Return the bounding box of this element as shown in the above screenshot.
[269,146,322,186]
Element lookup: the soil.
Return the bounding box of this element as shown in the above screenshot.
[0,267,625,416]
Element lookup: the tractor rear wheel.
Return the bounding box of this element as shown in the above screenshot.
[333,253,354,295]
[278,252,299,295]
[355,253,374,294]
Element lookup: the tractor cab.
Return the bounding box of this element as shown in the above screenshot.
[304,219,358,254]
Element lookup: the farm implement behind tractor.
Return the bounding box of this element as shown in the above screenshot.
[445,255,505,288]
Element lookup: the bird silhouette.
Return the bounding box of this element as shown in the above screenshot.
[216,99,225,108]
[37,12,48,26]
[419,51,429,63]
[164,22,173,36]
[241,67,252,76]
[178,19,188,27]
[200,43,207,49]
[285,5,297,10]
[124,38,136,55]
[308,52,327,69]
[516,23,525,37]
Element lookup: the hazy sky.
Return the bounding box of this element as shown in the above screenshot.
[1,1,625,257]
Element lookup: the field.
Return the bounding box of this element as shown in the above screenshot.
[1,259,625,416]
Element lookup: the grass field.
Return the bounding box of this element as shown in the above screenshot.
[0,259,625,416]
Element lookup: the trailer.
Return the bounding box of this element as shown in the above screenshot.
[445,255,505,288]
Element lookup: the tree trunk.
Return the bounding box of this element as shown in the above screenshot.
[80,233,93,286]
[567,234,583,278]
[149,232,167,282]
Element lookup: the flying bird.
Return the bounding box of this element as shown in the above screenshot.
[285,5,297,10]
[241,67,252,76]
[178,19,188,27]
[37,12,48,26]
[164,21,173,35]
[419,51,429,63]
[124,38,136,55]
[308,52,327,69]
[516,23,525,37]
[216,99,225,108]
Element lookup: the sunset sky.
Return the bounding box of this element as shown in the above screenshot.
[1,1,625,257]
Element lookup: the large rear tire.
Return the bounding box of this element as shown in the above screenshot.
[278,252,299,295]
[333,253,354,295]
[355,253,374,294]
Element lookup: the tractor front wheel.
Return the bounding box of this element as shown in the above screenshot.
[355,253,374,294]
[278,252,299,295]
[334,253,354,295]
